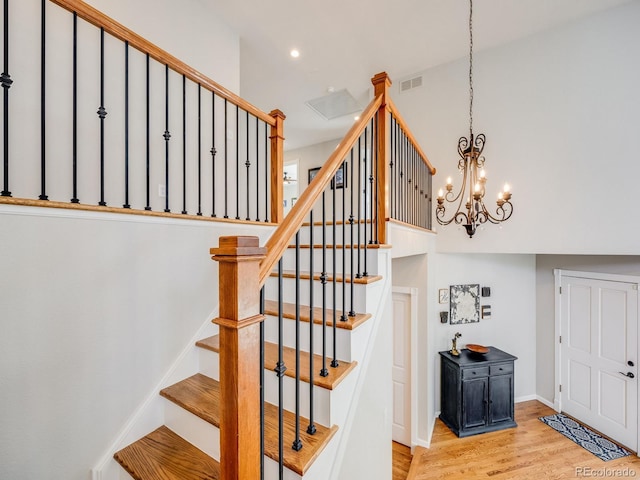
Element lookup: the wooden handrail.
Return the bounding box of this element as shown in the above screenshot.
[387,97,436,175]
[258,94,384,286]
[49,0,276,126]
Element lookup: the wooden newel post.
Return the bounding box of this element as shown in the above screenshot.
[210,236,267,480]
[270,109,286,225]
[371,72,391,245]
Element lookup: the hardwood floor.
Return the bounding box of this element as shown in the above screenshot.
[393,441,412,480]
[406,401,640,479]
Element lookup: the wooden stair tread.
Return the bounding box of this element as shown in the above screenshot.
[287,243,391,249]
[263,299,371,330]
[114,425,220,480]
[196,335,356,390]
[269,270,382,284]
[160,374,338,475]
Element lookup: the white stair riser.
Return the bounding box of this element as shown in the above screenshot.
[163,399,220,459]
[280,247,380,276]
[263,314,353,362]
[198,348,332,427]
[264,278,369,314]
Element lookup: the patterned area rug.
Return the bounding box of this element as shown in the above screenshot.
[539,413,631,461]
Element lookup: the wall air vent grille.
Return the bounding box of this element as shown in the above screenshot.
[400,75,423,93]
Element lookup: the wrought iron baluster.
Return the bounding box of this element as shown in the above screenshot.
[39,0,48,201]
[123,42,130,209]
[264,123,268,222]
[180,75,186,214]
[70,11,77,203]
[145,54,151,211]
[341,160,347,322]
[211,91,216,217]
[163,64,170,212]
[255,116,260,221]
[370,115,376,244]
[1,0,12,197]
[197,86,203,216]
[245,111,250,220]
[96,27,108,205]
[356,135,362,279]
[292,232,302,451]
[331,181,339,368]
[235,104,240,220]
[320,192,328,378]
[307,210,317,435]
[220,99,227,217]
[275,259,286,479]
[349,149,355,317]
[363,124,370,277]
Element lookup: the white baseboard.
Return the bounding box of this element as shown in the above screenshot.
[535,395,556,410]
[515,394,537,403]
[90,306,219,480]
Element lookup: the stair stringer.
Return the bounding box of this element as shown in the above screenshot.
[90,307,220,480]
[303,248,394,480]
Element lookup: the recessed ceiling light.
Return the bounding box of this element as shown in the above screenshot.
[290,49,300,58]
[354,115,360,121]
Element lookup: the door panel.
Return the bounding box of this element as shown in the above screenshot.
[462,377,487,429]
[561,275,638,451]
[391,292,411,445]
[489,374,513,425]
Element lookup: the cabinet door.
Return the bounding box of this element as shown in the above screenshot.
[462,377,488,429]
[489,374,514,425]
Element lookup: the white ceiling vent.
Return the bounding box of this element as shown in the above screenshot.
[305,89,361,121]
[399,75,423,94]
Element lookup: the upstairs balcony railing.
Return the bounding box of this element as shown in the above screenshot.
[0,0,284,224]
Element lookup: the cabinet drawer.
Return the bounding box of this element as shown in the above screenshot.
[462,367,489,379]
[490,363,513,375]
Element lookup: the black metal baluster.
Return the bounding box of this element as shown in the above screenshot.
[235,104,240,219]
[264,123,268,222]
[356,135,362,279]
[320,192,328,378]
[255,117,260,221]
[399,131,405,223]
[145,54,151,211]
[181,75,186,214]
[197,86,203,216]
[123,41,130,209]
[1,0,12,197]
[260,287,265,480]
[341,160,347,322]
[39,0,48,201]
[307,210,316,435]
[428,165,433,230]
[348,149,355,317]
[70,11,77,203]
[292,232,302,451]
[210,91,216,217]
[275,259,286,479]
[245,111,250,220]
[224,99,228,218]
[362,125,369,277]
[364,118,378,244]
[331,178,339,368]
[96,27,108,205]
[163,64,170,212]
[388,117,394,220]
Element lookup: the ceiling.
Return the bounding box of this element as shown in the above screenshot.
[207,0,632,150]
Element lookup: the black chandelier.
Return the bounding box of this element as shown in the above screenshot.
[435,0,513,238]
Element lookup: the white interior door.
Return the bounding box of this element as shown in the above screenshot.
[392,291,411,446]
[560,274,638,450]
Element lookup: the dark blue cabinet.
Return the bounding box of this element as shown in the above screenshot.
[439,347,517,437]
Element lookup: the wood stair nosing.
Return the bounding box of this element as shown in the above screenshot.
[196,335,356,391]
[114,425,220,480]
[269,269,382,285]
[263,299,371,331]
[159,373,338,476]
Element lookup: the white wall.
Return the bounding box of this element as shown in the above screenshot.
[392,1,640,254]
[0,205,273,480]
[535,255,640,404]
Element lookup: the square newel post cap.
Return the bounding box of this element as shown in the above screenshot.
[210,236,267,260]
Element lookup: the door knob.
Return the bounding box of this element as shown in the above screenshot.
[628,360,635,367]
[619,371,635,379]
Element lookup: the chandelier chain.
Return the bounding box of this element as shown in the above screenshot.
[469,0,473,138]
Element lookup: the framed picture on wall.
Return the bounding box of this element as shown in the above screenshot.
[331,162,347,189]
[308,167,320,184]
[450,284,480,324]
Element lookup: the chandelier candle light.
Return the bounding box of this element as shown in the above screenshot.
[435,0,513,238]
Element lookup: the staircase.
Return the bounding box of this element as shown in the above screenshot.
[112,225,391,480]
